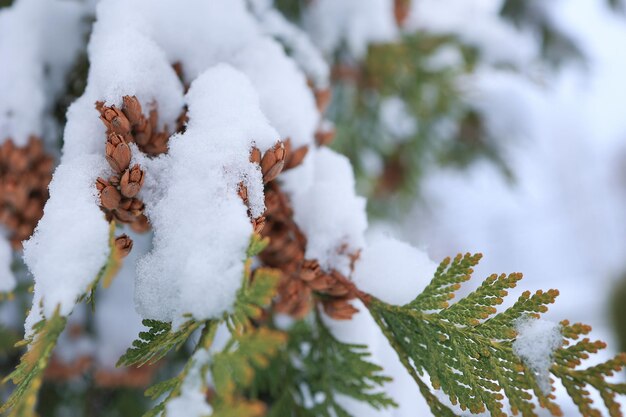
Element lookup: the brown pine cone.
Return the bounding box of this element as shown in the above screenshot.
[105,133,132,173]
[260,142,286,183]
[120,165,145,198]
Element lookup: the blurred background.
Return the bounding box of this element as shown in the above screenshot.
[2,0,626,414]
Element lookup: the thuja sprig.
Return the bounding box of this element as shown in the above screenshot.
[250,316,396,417]
[0,222,121,416]
[0,308,66,417]
[361,253,626,417]
[136,233,284,416]
[552,322,626,417]
[117,318,203,368]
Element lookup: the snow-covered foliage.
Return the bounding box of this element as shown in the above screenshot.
[1,0,625,416]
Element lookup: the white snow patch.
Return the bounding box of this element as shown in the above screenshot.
[303,0,398,58]
[231,38,319,148]
[135,65,277,323]
[380,96,418,141]
[0,0,88,145]
[353,235,437,305]
[23,155,111,318]
[284,148,367,275]
[165,349,213,417]
[513,317,563,394]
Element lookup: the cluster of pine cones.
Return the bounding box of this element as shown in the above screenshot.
[95,96,177,257]
[0,137,54,249]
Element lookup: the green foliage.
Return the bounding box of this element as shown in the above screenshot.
[553,322,626,417]
[365,253,626,417]
[84,221,123,307]
[137,234,282,416]
[330,33,507,212]
[213,328,286,398]
[141,321,218,417]
[117,318,202,368]
[499,0,583,67]
[252,317,396,417]
[0,309,66,417]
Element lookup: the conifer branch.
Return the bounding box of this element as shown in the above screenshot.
[0,308,66,417]
[362,253,626,417]
[0,222,121,416]
[251,317,397,416]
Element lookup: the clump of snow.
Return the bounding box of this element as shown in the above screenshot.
[303,0,398,59]
[250,3,330,88]
[0,0,88,146]
[0,235,15,293]
[380,96,418,141]
[353,235,437,305]
[283,148,367,275]
[166,349,212,417]
[135,65,278,323]
[231,38,319,148]
[513,317,563,394]
[23,155,111,318]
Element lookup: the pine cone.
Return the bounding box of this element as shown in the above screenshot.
[105,133,132,173]
[99,105,132,139]
[120,165,145,198]
[261,142,286,183]
[0,137,54,249]
[114,234,133,258]
[99,185,122,210]
[284,139,309,171]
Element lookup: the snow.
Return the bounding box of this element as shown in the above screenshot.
[283,147,368,275]
[165,349,212,417]
[250,4,330,88]
[303,0,398,58]
[513,317,563,395]
[406,0,538,67]
[380,97,418,141]
[231,38,319,148]
[94,231,148,368]
[135,65,277,323]
[23,155,111,319]
[353,235,437,305]
[0,0,88,146]
[26,0,325,324]
[0,235,15,292]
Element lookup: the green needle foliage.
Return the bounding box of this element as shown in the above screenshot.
[0,222,119,416]
[129,234,284,417]
[0,308,66,417]
[117,318,203,368]
[251,316,396,417]
[365,253,626,417]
